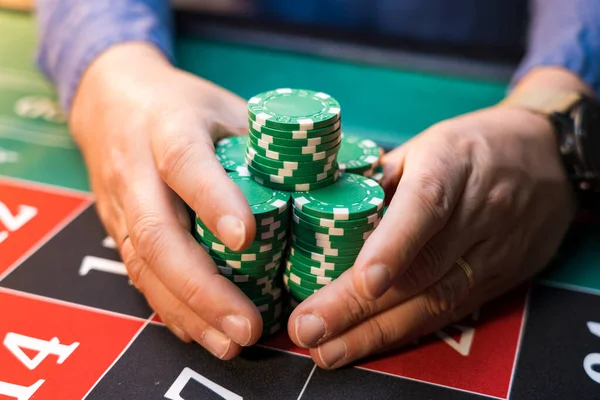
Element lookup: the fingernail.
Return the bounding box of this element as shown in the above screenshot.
[220,315,252,346]
[295,314,326,347]
[362,263,391,299]
[202,327,232,358]
[216,215,246,251]
[318,338,347,368]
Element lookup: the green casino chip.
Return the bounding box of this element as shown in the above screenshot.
[286,262,335,284]
[196,222,288,249]
[292,244,358,265]
[293,205,382,229]
[209,250,283,270]
[292,212,379,235]
[249,119,341,138]
[248,139,341,162]
[283,274,318,300]
[290,248,354,270]
[249,127,341,147]
[248,131,342,155]
[293,223,373,243]
[287,255,345,278]
[248,88,341,130]
[337,134,380,172]
[251,169,339,192]
[228,171,290,218]
[215,135,248,173]
[291,236,362,258]
[292,173,384,219]
[246,146,337,169]
[246,162,337,185]
[246,156,337,178]
[201,242,284,262]
[217,265,279,282]
[284,268,328,291]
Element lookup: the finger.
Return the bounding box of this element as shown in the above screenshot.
[122,165,263,347]
[288,223,476,348]
[353,145,470,300]
[311,260,472,369]
[121,238,242,359]
[150,111,255,251]
[380,144,406,193]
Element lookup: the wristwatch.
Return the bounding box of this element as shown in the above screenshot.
[498,89,600,194]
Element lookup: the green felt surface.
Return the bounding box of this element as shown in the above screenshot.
[0,10,598,293]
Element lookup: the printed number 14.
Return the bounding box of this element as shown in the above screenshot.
[0,333,79,399]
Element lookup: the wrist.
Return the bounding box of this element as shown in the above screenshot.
[70,42,173,140]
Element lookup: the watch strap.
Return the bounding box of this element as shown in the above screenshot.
[497,89,583,116]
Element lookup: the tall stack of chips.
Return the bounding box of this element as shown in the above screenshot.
[244,88,342,191]
[285,173,385,302]
[194,171,290,337]
[203,88,390,332]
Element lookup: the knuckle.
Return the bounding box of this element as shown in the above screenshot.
[131,214,166,266]
[155,133,195,181]
[340,287,379,331]
[363,317,389,351]
[416,241,445,272]
[486,182,515,214]
[402,242,446,290]
[422,276,460,318]
[411,173,451,224]
[179,274,207,311]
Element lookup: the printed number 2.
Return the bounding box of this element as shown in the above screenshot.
[0,333,79,399]
[584,321,600,384]
[0,202,37,244]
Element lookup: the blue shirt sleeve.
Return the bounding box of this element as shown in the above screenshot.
[511,0,600,94]
[35,0,174,113]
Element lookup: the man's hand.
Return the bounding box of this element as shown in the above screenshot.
[287,102,577,368]
[69,42,262,360]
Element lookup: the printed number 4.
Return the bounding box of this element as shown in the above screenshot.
[0,333,79,400]
[584,321,600,384]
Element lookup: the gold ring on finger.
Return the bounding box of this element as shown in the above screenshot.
[455,256,474,293]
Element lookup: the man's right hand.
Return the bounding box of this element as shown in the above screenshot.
[69,42,262,359]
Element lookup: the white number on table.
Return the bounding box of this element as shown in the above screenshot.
[584,321,600,384]
[0,379,44,400]
[77,236,131,284]
[0,332,79,399]
[0,202,37,244]
[165,367,243,400]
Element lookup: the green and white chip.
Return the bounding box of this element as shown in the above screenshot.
[337,134,380,172]
[248,88,341,130]
[228,171,290,218]
[215,135,248,173]
[292,172,384,219]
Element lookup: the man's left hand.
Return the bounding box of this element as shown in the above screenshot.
[287,105,576,369]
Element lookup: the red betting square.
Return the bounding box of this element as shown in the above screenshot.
[358,285,528,398]
[0,289,145,399]
[0,178,90,277]
[263,285,528,399]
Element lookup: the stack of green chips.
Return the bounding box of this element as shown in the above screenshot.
[245,88,343,191]
[337,134,384,184]
[284,173,385,302]
[194,171,290,337]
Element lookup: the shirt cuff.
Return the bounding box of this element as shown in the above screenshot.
[36,1,174,114]
[509,2,600,95]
